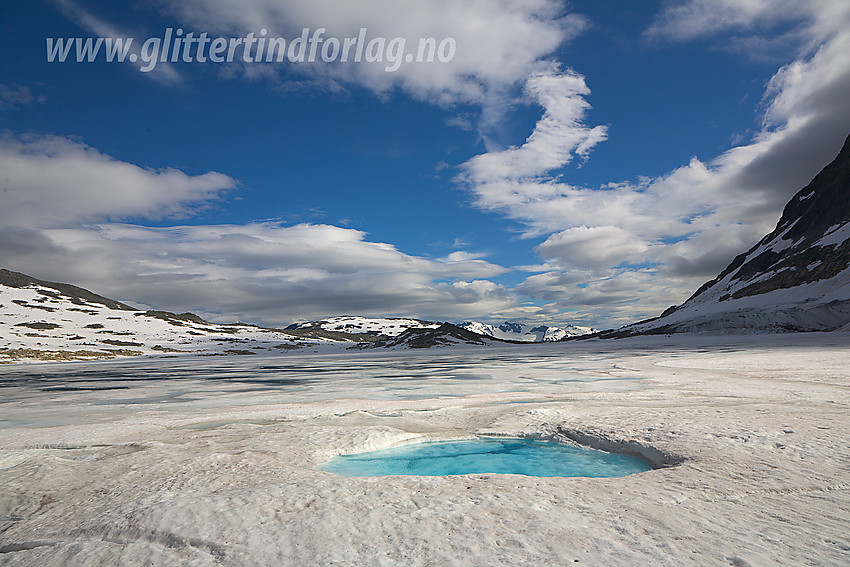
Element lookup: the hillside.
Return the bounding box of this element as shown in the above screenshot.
[0,269,337,363]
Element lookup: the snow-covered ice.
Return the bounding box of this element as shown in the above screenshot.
[1,334,849,566]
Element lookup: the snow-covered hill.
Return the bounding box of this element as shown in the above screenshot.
[617,132,850,335]
[0,269,339,363]
[459,321,596,342]
[286,316,439,338]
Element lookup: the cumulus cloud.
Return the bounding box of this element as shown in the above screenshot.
[0,134,236,228]
[537,226,649,270]
[0,222,514,325]
[459,65,607,184]
[515,268,695,327]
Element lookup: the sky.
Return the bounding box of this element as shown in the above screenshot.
[1,0,849,329]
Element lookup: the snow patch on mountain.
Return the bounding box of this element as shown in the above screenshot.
[286,316,440,337]
[459,321,596,342]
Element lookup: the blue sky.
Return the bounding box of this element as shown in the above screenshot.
[1,0,849,328]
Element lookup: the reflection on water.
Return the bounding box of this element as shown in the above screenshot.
[0,344,647,428]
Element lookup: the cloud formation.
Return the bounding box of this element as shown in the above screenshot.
[537,226,649,270]
[459,65,607,185]
[158,0,585,105]
[0,84,43,111]
[644,0,847,46]
[0,134,516,325]
[0,222,515,325]
[0,134,236,228]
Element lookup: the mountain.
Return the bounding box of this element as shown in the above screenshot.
[285,316,440,339]
[459,321,596,342]
[611,132,850,336]
[368,323,491,349]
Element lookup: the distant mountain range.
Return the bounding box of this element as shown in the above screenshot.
[0,268,330,363]
[285,316,440,338]
[605,132,850,336]
[459,321,596,342]
[285,316,597,343]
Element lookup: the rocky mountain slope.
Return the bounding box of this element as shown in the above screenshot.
[459,321,596,342]
[612,132,850,335]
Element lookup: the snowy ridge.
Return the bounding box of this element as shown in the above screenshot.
[459,321,596,342]
[286,316,439,337]
[368,322,492,349]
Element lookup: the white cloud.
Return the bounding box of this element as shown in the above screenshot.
[514,268,703,328]
[644,0,811,42]
[645,0,850,61]
[0,134,236,228]
[459,64,607,183]
[537,226,650,269]
[159,0,586,105]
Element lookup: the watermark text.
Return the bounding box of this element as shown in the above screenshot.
[46,28,457,73]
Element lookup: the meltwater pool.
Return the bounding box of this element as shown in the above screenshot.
[320,437,652,477]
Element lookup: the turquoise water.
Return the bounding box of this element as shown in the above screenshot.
[320,438,652,477]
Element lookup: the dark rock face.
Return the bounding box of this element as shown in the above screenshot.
[136,310,208,324]
[498,322,524,334]
[281,323,385,343]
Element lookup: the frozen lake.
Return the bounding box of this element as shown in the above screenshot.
[0,342,654,429]
[2,333,849,566]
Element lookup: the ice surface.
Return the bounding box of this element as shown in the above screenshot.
[1,333,849,566]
